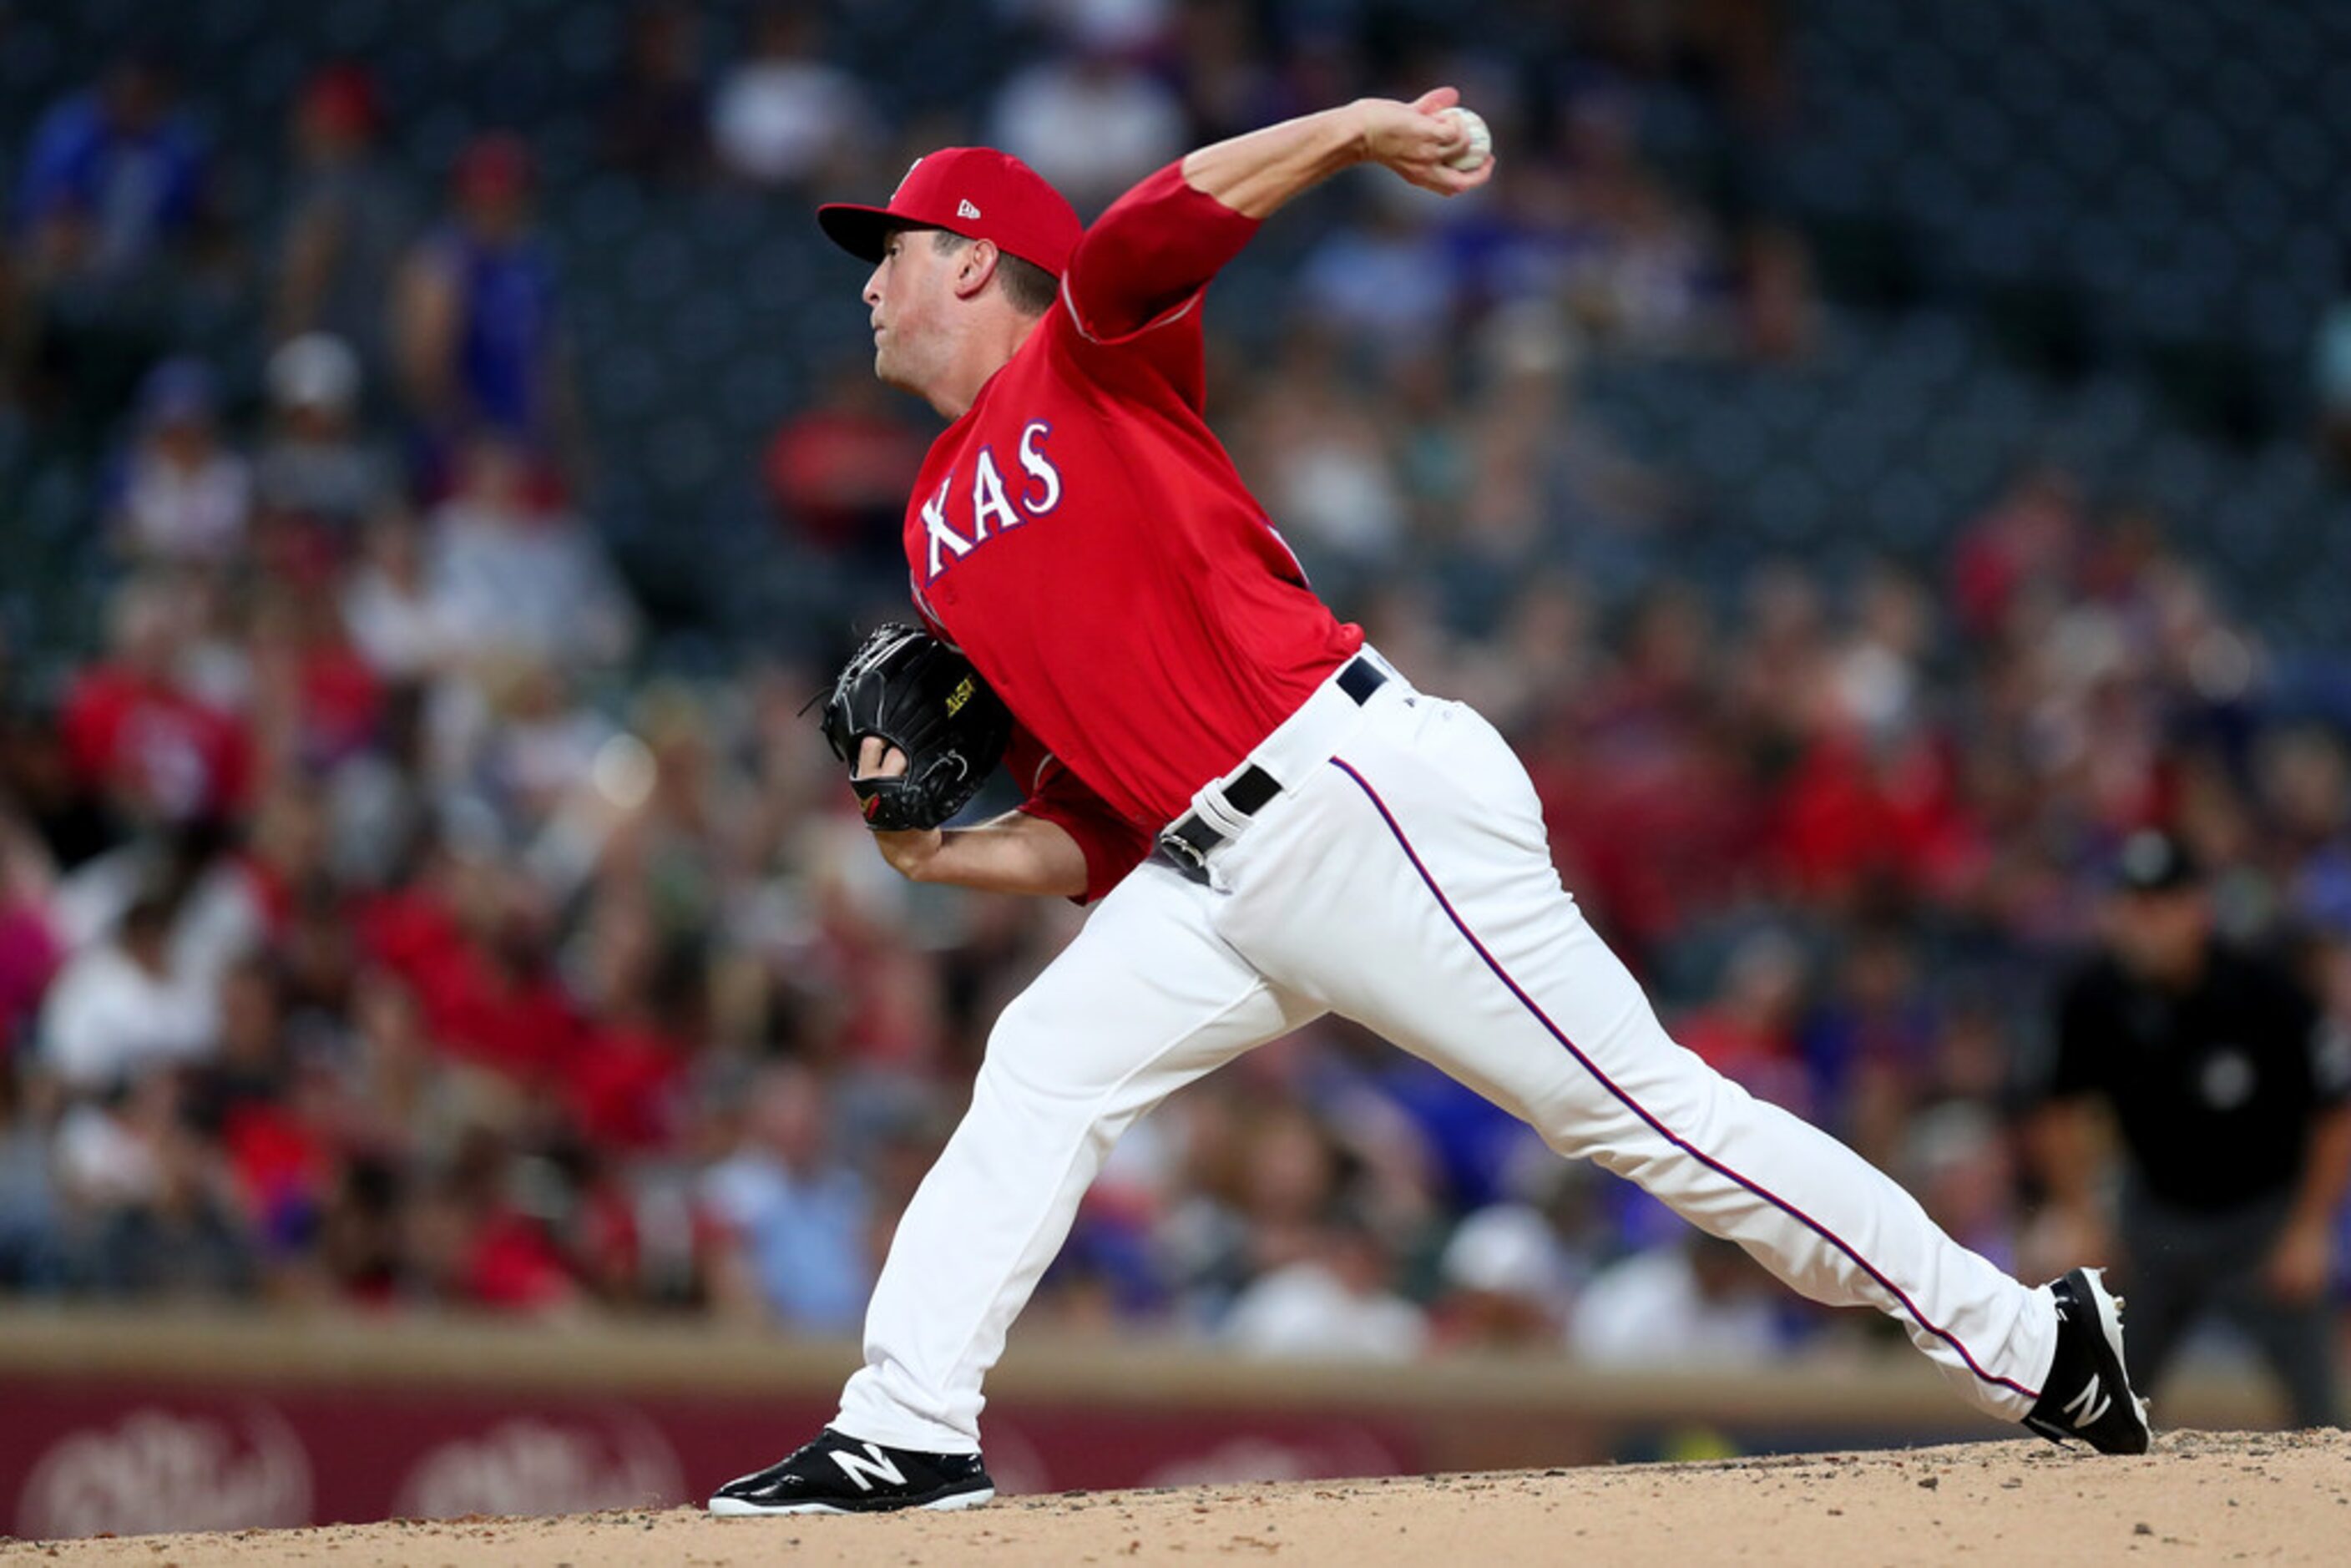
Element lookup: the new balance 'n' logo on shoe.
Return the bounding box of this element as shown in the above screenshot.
[2024,1267,2152,1455]
[2061,1373,2112,1427]
[709,1429,995,1515]
[830,1443,906,1492]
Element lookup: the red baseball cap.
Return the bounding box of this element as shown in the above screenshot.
[454,132,533,200]
[299,63,380,140]
[817,148,1083,277]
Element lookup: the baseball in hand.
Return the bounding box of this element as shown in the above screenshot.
[1438,106,1492,171]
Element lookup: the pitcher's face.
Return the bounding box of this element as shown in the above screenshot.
[862,228,955,399]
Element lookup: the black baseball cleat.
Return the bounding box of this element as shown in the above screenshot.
[2023,1267,2152,1455]
[709,1429,995,1515]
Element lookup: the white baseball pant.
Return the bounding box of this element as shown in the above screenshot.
[836,657,2059,1453]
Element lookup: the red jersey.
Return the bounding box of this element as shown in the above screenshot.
[59,665,252,822]
[900,163,1363,899]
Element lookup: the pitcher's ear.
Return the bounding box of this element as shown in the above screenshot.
[954,238,1001,301]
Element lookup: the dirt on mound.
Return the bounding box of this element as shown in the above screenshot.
[4,1429,2343,1566]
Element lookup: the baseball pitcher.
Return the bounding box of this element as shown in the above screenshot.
[711,90,2150,1516]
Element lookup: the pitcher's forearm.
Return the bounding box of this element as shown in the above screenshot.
[1179,89,1491,220]
[882,811,1088,898]
[1180,103,1373,219]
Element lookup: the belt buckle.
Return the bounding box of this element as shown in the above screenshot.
[1156,831,1210,881]
[1156,814,1220,884]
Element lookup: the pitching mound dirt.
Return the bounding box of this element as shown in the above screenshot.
[5,1429,2344,1565]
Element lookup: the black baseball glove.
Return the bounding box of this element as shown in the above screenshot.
[819,623,1013,832]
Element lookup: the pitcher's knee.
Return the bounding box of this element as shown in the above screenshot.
[1528,1083,1628,1166]
[975,995,1130,1131]
[979,988,1076,1086]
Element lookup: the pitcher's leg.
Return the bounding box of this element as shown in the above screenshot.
[1388,878,2050,1416]
[837,865,1317,1453]
[1225,701,2056,1420]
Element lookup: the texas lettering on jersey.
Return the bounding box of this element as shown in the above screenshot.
[918,419,1064,581]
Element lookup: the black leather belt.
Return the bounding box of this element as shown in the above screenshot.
[1155,656,1388,883]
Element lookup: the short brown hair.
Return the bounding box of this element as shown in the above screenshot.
[932,230,1058,317]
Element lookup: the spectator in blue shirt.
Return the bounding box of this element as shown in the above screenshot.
[16,52,210,280]
[392,134,579,488]
[700,1065,874,1332]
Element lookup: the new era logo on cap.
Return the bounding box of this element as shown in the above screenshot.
[957,198,982,220]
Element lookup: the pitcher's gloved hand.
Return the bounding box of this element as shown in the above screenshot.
[819,623,1012,831]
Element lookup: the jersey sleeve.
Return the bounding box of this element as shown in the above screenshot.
[1005,726,1153,905]
[1060,160,1262,346]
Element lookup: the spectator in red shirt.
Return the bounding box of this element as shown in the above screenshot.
[1949,463,2086,644]
[60,579,252,828]
[761,362,928,563]
[401,1126,576,1313]
[356,846,577,1083]
[564,893,690,1152]
[244,585,382,778]
[188,956,327,1264]
[1677,926,1813,1115]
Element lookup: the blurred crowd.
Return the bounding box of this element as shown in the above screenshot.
[1,0,2348,1386]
